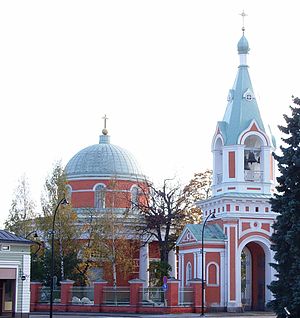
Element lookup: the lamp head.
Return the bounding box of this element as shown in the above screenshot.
[210,211,216,219]
[61,198,69,206]
[33,232,38,238]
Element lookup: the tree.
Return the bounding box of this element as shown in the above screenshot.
[39,161,80,284]
[132,179,189,283]
[182,169,212,223]
[4,174,37,237]
[73,177,138,287]
[269,97,300,317]
[91,209,137,287]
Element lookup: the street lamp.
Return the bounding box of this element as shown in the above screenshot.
[25,231,39,239]
[25,231,42,256]
[49,198,68,318]
[201,211,216,316]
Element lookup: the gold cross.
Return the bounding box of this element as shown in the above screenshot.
[102,114,108,129]
[240,10,247,33]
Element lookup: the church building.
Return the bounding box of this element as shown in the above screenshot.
[177,29,277,312]
[64,120,177,286]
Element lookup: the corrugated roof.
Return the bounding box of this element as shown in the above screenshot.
[0,230,32,244]
[186,223,226,241]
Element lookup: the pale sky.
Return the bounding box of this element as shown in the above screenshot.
[0,1,299,227]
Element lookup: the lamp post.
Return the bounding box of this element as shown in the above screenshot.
[201,211,216,316]
[49,198,68,318]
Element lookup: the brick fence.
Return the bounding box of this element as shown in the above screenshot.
[30,278,207,314]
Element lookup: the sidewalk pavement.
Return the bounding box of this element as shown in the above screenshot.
[29,312,276,318]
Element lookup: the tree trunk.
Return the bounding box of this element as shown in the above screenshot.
[160,242,169,265]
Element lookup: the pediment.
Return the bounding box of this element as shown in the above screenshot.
[178,229,197,244]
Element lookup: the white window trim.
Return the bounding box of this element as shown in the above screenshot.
[1,244,11,251]
[206,261,220,286]
[186,262,192,286]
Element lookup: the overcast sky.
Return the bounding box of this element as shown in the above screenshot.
[0,1,299,227]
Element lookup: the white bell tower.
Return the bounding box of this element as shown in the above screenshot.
[199,23,277,312]
[211,31,276,198]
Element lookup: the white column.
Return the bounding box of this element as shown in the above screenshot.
[168,249,177,279]
[222,148,229,183]
[179,253,184,287]
[196,252,201,279]
[236,145,245,182]
[261,146,271,183]
[139,243,149,286]
[220,251,225,307]
[193,252,197,279]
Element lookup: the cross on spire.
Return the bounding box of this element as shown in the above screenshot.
[240,10,247,33]
[102,114,108,129]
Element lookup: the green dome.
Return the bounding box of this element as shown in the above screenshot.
[237,35,249,54]
[65,134,145,181]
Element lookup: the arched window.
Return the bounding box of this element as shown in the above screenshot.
[131,185,140,208]
[214,137,223,185]
[95,184,106,209]
[206,262,219,286]
[244,135,263,182]
[186,262,192,286]
[66,185,72,202]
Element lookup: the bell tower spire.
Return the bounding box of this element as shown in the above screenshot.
[211,25,276,197]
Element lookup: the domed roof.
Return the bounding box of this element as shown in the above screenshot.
[65,132,145,181]
[237,34,249,54]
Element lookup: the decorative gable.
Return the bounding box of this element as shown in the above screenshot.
[243,88,255,101]
[178,229,197,245]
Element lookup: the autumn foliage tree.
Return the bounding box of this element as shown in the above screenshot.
[182,169,212,223]
[4,174,37,237]
[38,161,80,284]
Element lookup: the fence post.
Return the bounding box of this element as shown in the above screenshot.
[190,278,204,313]
[60,279,74,310]
[94,279,108,310]
[30,282,42,312]
[166,278,180,307]
[128,278,145,312]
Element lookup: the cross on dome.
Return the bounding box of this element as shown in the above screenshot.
[102,114,109,135]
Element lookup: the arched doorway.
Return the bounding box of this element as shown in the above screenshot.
[238,236,275,310]
[241,241,266,311]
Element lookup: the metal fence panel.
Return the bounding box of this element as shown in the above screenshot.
[70,287,94,304]
[140,287,166,307]
[179,287,193,306]
[103,287,130,305]
[38,287,61,303]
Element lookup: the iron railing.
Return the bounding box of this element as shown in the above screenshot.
[70,286,94,304]
[179,287,193,306]
[140,287,166,307]
[103,287,130,305]
[38,286,61,303]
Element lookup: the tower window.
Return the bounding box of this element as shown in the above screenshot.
[66,184,72,202]
[131,186,140,208]
[255,207,259,212]
[95,184,106,209]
